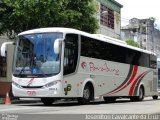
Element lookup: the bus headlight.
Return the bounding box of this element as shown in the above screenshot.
[44,81,59,88]
[12,81,22,89]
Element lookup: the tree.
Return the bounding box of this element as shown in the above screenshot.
[149,17,156,22]
[0,0,99,39]
[126,39,140,48]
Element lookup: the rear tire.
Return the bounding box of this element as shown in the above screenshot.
[130,86,144,102]
[78,85,91,105]
[41,98,55,106]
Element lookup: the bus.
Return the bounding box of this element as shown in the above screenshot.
[1,27,158,105]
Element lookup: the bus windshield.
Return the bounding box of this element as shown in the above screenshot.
[13,32,63,77]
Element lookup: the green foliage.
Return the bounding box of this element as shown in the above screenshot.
[149,17,156,22]
[0,0,99,39]
[126,39,140,48]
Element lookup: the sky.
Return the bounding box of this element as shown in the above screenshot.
[115,0,160,29]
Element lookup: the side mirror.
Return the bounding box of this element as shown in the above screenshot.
[54,39,63,54]
[0,42,14,57]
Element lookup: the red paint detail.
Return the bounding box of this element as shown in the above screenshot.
[81,62,87,69]
[27,78,35,86]
[126,66,138,85]
[107,66,138,95]
[129,71,148,96]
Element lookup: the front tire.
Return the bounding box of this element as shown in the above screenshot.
[41,98,55,106]
[78,85,91,105]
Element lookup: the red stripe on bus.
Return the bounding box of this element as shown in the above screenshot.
[107,66,138,95]
[128,71,148,96]
[27,78,35,86]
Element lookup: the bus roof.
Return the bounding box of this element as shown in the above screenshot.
[18,27,155,55]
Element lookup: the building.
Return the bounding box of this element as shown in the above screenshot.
[96,0,123,39]
[0,35,14,97]
[153,28,160,56]
[121,18,160,57]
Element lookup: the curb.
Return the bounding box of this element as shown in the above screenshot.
[0,98,41,104]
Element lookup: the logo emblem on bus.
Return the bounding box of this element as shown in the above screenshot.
[81,62,87,69]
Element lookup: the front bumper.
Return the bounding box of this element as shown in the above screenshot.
[12,83,63,98]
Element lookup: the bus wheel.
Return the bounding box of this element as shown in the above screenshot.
[130,86,144,102]
[104,97,116,103]
[78,85,91,105]
[41,98,55,106]
[152,95,158,100]
[137,86,144,101]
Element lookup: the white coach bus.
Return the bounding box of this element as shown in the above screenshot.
[1,27,158,105]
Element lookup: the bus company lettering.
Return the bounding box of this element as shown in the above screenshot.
[89,62,119,76]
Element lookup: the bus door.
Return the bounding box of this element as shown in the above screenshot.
[63,34,79,96]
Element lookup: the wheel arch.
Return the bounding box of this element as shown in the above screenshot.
[81,79,95,100]
[138,83,145,96]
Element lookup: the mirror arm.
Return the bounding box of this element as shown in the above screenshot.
[1,42,14,57]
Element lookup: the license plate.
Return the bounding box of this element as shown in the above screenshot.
[27,91,36,96]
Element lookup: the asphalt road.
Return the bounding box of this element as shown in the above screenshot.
[0,97,160,120]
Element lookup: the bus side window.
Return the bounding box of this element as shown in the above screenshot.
[63,34,78,75]
[150,55,157,69]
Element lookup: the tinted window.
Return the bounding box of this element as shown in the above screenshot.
[81,35,151,68]
[150,54,157,69]
[64,34,78,75]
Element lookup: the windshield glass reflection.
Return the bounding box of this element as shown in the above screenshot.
[13,32,63,77]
